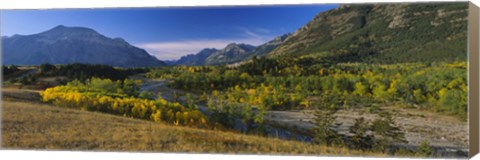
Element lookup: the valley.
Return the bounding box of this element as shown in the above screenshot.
[1,2,470,158]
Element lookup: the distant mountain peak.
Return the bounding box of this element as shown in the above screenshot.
[224,43,255,50]
[39,25,100,37]
[174,34,290,66]
[53,24,66,29]
[2,25,166,67]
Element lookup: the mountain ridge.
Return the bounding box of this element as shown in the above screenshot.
[174,34,291,66]
[2,25,166,68]
[268,3,468,64]
[204,43,256,65]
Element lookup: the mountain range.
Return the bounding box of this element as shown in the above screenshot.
[2,25,166,67]
[173,34,291,66]
[173,3,467,66]
[1,3,468,67]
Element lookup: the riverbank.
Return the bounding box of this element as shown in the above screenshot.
[137,77,468,157]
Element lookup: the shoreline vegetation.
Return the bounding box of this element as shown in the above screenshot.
[1,60,468,157]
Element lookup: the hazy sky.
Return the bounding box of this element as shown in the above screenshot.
[1,4,338,60]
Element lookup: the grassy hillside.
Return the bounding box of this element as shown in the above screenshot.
[269,3,468,64]
[1,89,386,156]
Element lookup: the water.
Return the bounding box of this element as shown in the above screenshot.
[140,80,468,157]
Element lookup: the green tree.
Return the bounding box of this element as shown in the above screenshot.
[122,79,141,97]
[313,92,343,146]
[39,63,56,74]
[349,117,374,150]
[19,76,29,85]
[139,91,156,100]
[185,93,198,110]
[370,111,407,151]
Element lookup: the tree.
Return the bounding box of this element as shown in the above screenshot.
[88,77,119,93]
[185,93,198,109]
[353,82,367,96]
[122,79,141,97]
[349,117,374,150]
[39,63,56,74]
[312,92,343,146]
[172,91,180,103]
[372,83,388,102]
[386,79,398,100]
[3,65,19,76]
[139,91,156,100]
[370,111,407,151]
[19,76,29,85]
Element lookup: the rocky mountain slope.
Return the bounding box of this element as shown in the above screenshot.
[268,3,468,63]
[175,34,290,66]
[238,34,291,61]
[204,43,256,65]
[2,25,166,67]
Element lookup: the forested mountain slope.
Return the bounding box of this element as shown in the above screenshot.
[269,3,468,64]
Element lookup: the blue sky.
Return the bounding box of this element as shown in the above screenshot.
[1,5,338,60]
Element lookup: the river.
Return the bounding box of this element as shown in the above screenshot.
[138,78,468,157]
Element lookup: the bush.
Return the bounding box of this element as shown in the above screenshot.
[40,78,209,128]
[370,111,407,151]
[349,117,374,150]
[417,140,434,157]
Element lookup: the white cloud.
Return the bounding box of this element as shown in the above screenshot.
[136,37,271,60]
[136,27,276,60]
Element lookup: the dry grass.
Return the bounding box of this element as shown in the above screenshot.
[0,100,387,156]
[1,88,388,156]
[1,88,42,102]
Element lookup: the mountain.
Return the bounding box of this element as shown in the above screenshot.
[175,34,290,66]
[175,48,218,66]
[2,25,166,67]
[205,43,256,65]
[239,33,291,60]
[268,3,468,63]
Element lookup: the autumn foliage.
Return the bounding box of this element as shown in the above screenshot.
[40,78,208,127]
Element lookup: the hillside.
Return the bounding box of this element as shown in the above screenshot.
[1,89,383,156]
[2,25,166,68]
[269,3,468,63]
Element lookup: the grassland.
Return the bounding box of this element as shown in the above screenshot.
[1,88,386,156]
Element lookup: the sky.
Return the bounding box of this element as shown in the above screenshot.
[1,4,338,60]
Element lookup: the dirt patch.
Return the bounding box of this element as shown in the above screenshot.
[264,107,468,151]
